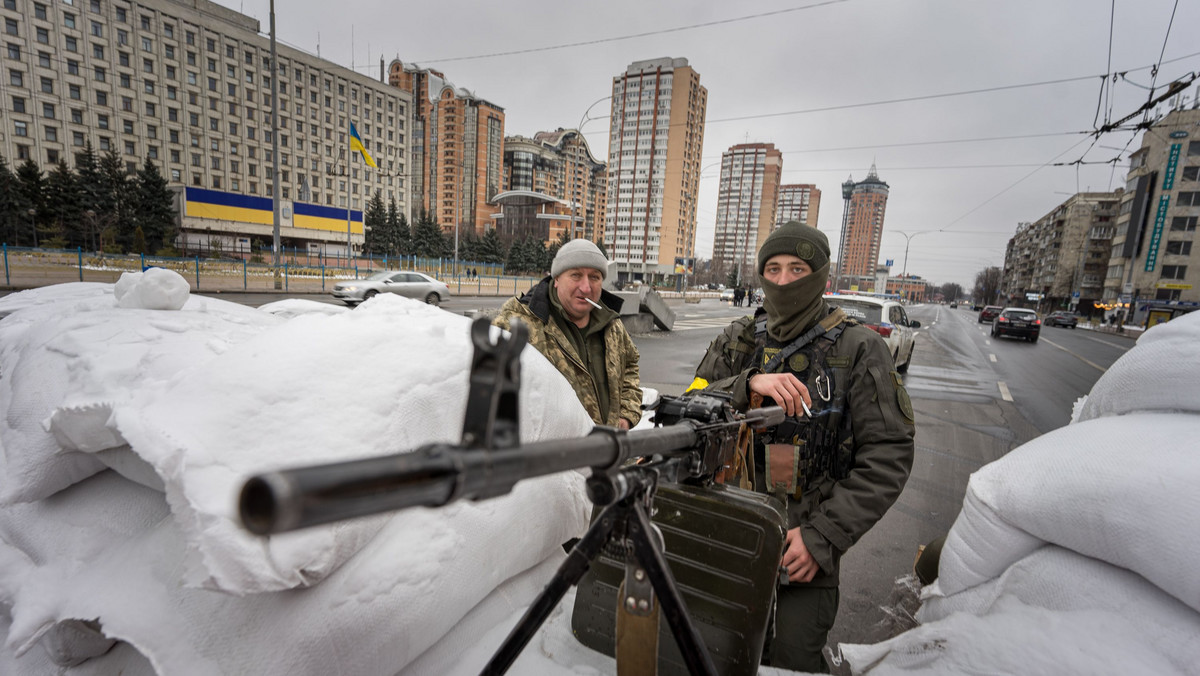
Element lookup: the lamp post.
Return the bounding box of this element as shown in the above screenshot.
[572,96,611,242]
[893,230,934,302]
[27,208,37,248]
[85,209,96,251]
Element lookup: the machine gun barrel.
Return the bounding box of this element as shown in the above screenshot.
[239,405,783,536]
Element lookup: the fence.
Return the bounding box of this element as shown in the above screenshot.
[0,245,540,297]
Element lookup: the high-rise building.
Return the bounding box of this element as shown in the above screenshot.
[712,142,781,282]
[836,164,890,288]
[1103,106,1200,324]
[604,57,706,282]
[0,0,411,257]
[776,184,821,229]
[499,129,606,243]
[388,60,504,237]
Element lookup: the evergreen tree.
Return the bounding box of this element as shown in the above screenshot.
[132,226,147,255]
[98,150,132,252]
[595,238,608,260]
[15,159,44,247]
[505,235,528,273]
[0,157,21,246]
[362,189,387,256]
[133,157,177,254]
[386,197,409,257]
[74,143,104,250]
[528,236,550,275]
[476,228,507,264]
[411,208,446,258]
[547,229,572,261]
[44,161,82,247]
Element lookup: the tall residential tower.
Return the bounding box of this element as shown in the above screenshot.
[712,142,782,282]
[776,184,821,228]
[604,57,706,281]
[836,164,890,288]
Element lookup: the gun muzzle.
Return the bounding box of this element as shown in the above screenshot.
[745,405,786,429]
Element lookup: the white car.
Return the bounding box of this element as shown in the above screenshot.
[824,295,920,372]
[331,270,451,307]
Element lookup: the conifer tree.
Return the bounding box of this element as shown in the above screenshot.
[74,143,104,250]
[362,189,387,256]
[476,228,507,264]
[15,159,44,247]
[0,157,21,246]
[45,161,82,247]
[411,208,447,258]
[133,157,177,254]
[98,150,132,251]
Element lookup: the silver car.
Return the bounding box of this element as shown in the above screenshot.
[331,270,451,307]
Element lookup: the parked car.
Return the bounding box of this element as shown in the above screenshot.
[824,295,920,372]
[1045,311,1079,328]
[978,305,1003,323]
[331,270,451,307]
[991,307,1041,343]
[719,288,736,302]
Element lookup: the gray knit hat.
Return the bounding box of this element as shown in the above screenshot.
[551,239,608,279]
[757,221,830,274]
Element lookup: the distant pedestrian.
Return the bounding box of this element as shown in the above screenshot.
[473,267,478,278]
[734,286,745,306]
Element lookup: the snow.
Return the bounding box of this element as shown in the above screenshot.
[7,269,1195,674]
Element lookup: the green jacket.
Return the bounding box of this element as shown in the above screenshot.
[694,307,915,586]
[494,277,643,428]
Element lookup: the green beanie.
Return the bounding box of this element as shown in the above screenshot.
[757,221,830,274]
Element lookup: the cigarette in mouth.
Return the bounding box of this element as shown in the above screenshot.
[585,298,603,310]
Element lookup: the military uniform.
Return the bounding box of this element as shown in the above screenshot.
[494,276,643,429]
[693,302,915,671]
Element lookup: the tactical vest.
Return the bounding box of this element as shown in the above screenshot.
[751,311,856,502]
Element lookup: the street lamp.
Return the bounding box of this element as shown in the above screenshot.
[892,230,935,301]
[27,208,37,248]
[571,96,611,241]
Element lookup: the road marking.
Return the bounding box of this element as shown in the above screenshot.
[989,353,997,362]
[998,381,1013,401]
[1040,337,1108,373]
[984,340,991,345]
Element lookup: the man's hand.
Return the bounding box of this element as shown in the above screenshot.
[617,418,631,431]
[782,527,819,583]
[749,373,812,417]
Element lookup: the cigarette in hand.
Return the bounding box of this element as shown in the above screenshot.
[800,399,812,417]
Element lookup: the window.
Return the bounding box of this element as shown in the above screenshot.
[9,70,21,87]
[148,145,157,159]
[73,131,85,146]
[164,45,174,60]
[168,129,178,143]
[122,119,132,133]
[1178,192,1200,207]
[93,66,105,81]
[206,37,214,52]
[44,125,57,141]
[42,102,54,118]
[166,85,176,100]
[71,108,82,123]
[63,12,76,29]
[185,29,194,45]
[191,152,200,166]
[143,78,153,93]
[210,156,219,169]
[116,28,126,45]
[1172,216,1198,232]
[67,59,79,75]
[1189,141,1200,156]
[124,140,134,154]
[6,43,19,59]
[46,148,58,164]
[39,76,51,93]
[164,23,173,38]
[90,20,102,36]
[68,84,80,99]
[171,168,180,181]
[206,57,214,72]
[118,51,129,67]
[167,107,177,121]
[166,64,175,78]
[186,50,195,66]
[143,57,152,72]
[1183,166,1199,182]
[225,44,233,59]
[65,36,77,51]
[145,101,154,116]
[139,14,149,30]
[1166,241,1193,256]
[13,120,26,136]
[15,144,29,160]
[37,51,50,67]
[95,91,106,105]
[119,72,130,88]
[5,18,18,35]
[95,44,105,59]
[1161,265,1188,280]
[115,6,125,22]
[188,111,198,126]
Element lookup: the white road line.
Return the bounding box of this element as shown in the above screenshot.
[1041,337,1108,373]
[989,353,997,362]
[985,340,991,345]
[998,381,1014,401]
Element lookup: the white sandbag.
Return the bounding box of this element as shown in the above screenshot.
[113,268,190,310]
[839,596,1184,676]
[111,294,595,594]
[0,286,281,504]
[919,546,1200,674]
[1077,310,1200,421]
[934,412,1200,612]
[2,466,591,675]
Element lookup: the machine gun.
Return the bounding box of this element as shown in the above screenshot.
[239,317,784,676]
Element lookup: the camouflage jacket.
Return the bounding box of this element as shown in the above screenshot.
[494,277,643,428]
[694,306,915,586]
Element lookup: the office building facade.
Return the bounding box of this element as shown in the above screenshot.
[712,142,781,282]
[388,60,503,238]
[604,57,706,281]
[499,128,606,243]
[0,0,411,256]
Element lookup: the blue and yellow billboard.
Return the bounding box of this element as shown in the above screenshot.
[184,187,363,234]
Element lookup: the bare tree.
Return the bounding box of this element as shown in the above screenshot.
[973,267,1003,305]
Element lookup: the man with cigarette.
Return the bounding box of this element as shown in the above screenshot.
[493,239,643,430]
[690,222,915,672]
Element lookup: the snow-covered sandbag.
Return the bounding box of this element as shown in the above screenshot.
[1078,310,1200,421]
[838,595,1185,676]
[111,294,595,594]
[113,268,190,310]
[1,465,591,674]
[935,412,1200,612]
[257,298,350,318]
[0,285,281,504]
[919,546,1200,673]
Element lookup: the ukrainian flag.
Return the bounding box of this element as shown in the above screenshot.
[350,123,377,168]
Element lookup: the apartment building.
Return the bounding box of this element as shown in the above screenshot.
[0,0,411,255]
[1001,191,1120,313]
[1103,106,1200,324]
[388,59,503,238]
[712,142,781,282]
[604,57,706,282]
[776,183,820,228]
[835,165,889,289]
[499,128,606,243]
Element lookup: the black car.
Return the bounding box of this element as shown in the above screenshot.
[1045,311,1079,328]
[978,305,1002,323]
[992,308,1041,342]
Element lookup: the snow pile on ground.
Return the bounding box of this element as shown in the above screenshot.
[839,311,1200,675]
[0,273,596,675]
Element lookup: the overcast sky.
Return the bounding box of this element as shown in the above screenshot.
[219,0,1199,288]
